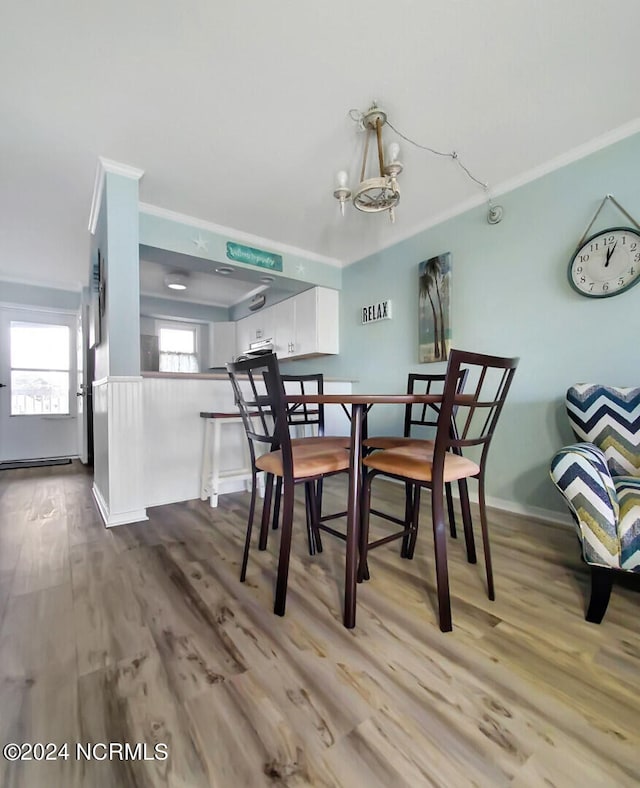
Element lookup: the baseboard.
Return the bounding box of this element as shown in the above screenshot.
[479,493,572,527]
[145,477,250,509]
[381,476,572,528]
[92,482,148,527]
[0,457,72,471]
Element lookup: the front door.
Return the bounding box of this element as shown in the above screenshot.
[0,307,79,462]
[75,304,94,465]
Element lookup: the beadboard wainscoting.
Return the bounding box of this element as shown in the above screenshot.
[92,376,147,526]
[142,374,353,510]
[143,376,243,509]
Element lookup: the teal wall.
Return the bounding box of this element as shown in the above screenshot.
[139,211,342,292]
[0,281,80,311]
[284,131,640,515]
[105,173,141,377]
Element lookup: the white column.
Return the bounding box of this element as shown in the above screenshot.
[92,376,147,526]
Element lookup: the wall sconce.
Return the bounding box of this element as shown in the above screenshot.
[333,103,403,223]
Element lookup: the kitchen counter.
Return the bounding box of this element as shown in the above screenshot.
[142,371,230,380]
[140,374,353,509]
[142,371,358,382]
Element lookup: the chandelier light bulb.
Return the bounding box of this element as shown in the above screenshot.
[333,170,352,216]
[387,142,400,163]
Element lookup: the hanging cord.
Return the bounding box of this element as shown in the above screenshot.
[386,120,488,191]
[349,107,503,223]
[576,194,640,249]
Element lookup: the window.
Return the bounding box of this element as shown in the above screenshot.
[158,324,199,373]
[10,322,71,415]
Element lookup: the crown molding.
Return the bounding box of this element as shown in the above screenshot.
[0,301,79,315]
[88,157,145,235]
[139,202,343,269]
[489,117,640,200]
[0,271,83,292]
[344,117,640,265]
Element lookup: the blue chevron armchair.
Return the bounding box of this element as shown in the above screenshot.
[550,384,640,623]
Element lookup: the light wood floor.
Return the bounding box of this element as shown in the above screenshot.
[0,462,639,787]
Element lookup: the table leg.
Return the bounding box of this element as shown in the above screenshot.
[344,403,363,628]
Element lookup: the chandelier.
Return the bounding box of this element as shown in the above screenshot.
[333,100,505,226]
[333,103,403,223]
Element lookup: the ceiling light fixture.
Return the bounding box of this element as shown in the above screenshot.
[259,275,275,283]
[334,100,504,225]
[334,102,402,223]
[215,266,233,275]
[164,272,188,290]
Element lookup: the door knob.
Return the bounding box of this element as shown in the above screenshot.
[0,382,6,388]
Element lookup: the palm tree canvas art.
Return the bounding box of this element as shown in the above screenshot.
[418,252,451,363]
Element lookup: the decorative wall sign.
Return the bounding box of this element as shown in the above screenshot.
[226,242,283,271]
[361,299,392,324]
[418,252,451,363]
[98,251,106,321]
[89,250,102,348]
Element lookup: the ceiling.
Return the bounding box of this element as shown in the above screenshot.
[3,1,640,292]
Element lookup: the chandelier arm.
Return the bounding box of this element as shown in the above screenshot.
[360,130,370,184]
[375,119,385,177]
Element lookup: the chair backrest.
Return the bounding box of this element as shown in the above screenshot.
[281,373,325,438]
[433,350,519,478]
[566,384,640,476]
[227,353,294,476]
[404,370,469,439]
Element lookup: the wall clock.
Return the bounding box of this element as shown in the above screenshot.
[568,227,640,298]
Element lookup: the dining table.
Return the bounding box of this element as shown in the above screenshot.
[285,392,442,629]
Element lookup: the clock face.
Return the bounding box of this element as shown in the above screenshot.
[569,227,640,298]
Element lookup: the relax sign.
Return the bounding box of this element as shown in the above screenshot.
[361,300,392,324]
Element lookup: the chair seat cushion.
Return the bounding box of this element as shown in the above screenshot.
[363,446,479,483]
[257,446,350,479]
[364,436,435,451]
[613,476,640,571]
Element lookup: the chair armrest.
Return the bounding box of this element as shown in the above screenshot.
[550,443,620,568]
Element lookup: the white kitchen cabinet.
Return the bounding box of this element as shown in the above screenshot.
[272,296,295,356]
[235,315,252,357]
[275,286,339,360]
[293,286,339,358]
[236,286,339,360]
[209,321,236,368]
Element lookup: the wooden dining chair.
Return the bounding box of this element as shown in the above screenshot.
[363,370,471,549]
[359,349,519,632]
[226,354,350,616]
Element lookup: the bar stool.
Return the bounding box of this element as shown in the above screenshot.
[199,411,264,507]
